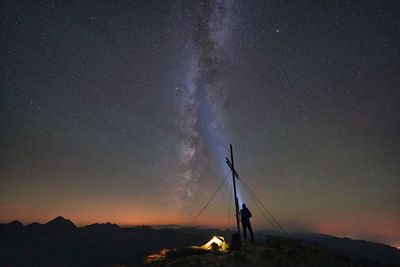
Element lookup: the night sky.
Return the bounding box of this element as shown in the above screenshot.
[1,1,399,247]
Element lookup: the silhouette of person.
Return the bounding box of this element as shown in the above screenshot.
[240,203,254,241]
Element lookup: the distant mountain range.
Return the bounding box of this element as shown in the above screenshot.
[293,232,400,266]
[1,217,399,267]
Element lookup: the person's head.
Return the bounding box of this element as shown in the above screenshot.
[242,203,246,208]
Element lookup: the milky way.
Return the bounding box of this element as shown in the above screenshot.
[170,1,236,210]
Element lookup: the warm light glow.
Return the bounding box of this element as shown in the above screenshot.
[144,235,229,264]
[312,216,400,248]
[144,248,170,264]
[197,236,229,252]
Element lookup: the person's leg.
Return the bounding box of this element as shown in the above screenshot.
[248,223,254,241]
[242,223,247,240]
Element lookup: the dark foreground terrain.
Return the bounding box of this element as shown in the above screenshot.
[1,216,399,267]
[143,237,398,267]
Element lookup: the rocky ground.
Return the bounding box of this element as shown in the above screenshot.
[142,236,387,267]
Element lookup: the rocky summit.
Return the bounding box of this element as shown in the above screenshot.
[142,236,394,267]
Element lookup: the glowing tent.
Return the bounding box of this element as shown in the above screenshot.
[196,236,229,252]
[144,236,230,264]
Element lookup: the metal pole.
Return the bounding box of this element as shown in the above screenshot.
[230,144,241,240]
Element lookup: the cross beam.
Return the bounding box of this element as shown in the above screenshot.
[225,158,239,179]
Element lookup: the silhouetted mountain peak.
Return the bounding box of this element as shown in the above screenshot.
[83,222,120,232]
[47,216,64,222]
[8,220,23,227]
[45,216,77,231]
[1,220,24,232]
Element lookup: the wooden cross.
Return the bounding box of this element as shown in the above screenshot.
[226,144,241,241]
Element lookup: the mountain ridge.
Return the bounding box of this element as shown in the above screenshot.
[1,216,399,266]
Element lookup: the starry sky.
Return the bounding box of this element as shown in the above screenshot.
[1,1,399,247]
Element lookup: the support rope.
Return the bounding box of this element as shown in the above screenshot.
[237,180,280,233]
[239,178,289,236]
[191,170,232,224]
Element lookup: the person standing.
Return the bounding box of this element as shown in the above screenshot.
[240,203,254,241]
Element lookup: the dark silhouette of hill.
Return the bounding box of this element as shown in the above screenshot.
[82,222,120,232]
[46,216,76,228]
[26,221,42,231]
[294,232,400,266]
[0,217,399,267]
[1,220,23,232]
[45,216,77,234]
[0,217,212,267]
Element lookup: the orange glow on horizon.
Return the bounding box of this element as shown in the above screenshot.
[0,204,232,229]
[2,204,399,248]
[312,215,400,248]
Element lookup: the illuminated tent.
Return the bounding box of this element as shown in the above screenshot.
[144,236,230,264]
[195,236,229,252]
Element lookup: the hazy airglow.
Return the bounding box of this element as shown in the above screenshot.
[1,0,399,251]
